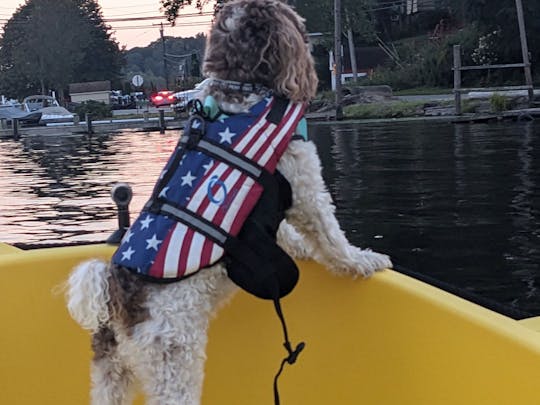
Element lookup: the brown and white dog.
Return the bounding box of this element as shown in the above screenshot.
[66,1,392,404]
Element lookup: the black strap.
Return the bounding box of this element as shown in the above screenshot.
[266,97,290,124]
[272,297,305,405]
[191,138,264,180]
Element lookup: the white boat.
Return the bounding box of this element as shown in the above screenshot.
[0,104,42,124]
[22,95,75,125]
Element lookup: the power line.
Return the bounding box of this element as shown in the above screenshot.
[100,2,161,10]
[106,10,165,18]
[110,21,211,30]
[104,12,213,23]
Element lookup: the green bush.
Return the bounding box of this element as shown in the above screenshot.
[360,24,481,91]
[490,93,508,112]
[73,100,112,120]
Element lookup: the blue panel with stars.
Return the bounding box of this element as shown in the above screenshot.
[111,96,272,277]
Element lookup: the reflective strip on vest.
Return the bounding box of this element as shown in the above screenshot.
[112,96,306,280]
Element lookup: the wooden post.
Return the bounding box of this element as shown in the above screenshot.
[85,113,93,134]
[453,45,462,115]
[334,0,343,120]
[159,110,166,134]
[12,119,19,139]
[515,0,534,105]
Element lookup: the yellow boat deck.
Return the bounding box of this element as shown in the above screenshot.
[1,244,540,404]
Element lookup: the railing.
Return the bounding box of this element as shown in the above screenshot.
[452,44,534,115]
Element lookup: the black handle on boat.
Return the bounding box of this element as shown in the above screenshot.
[106,183,133,245]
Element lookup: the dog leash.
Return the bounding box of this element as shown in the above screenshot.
[272,297,305,405]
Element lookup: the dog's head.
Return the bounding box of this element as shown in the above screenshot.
[203,0,318,103]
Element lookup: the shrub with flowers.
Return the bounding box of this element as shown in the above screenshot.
[471,29,501,65]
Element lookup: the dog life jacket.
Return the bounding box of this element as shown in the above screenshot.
[112,95,305,287]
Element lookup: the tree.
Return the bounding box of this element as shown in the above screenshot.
[0,0,124,100]
[161,0,223,23]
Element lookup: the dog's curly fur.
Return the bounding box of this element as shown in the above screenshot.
[66,1,392,404]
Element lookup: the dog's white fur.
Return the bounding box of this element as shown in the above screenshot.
[67,1,391,404]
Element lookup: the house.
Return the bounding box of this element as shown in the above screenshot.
[329,46,390,90]
[405,0,437,14]
[69,81,111,104]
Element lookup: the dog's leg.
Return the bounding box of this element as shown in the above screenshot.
[140,341,207,405]
[277,220,314,260]
[90,327,136,405]
[132,267,236,405]
[278,141,392,277]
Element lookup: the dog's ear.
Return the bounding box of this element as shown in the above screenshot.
[266,1,319,102]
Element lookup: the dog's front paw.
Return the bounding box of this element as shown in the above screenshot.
[353,249,392,277]
[329,247,392,278]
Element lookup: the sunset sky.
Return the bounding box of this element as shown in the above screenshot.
[0,0,214,49]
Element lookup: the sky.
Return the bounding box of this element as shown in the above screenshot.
[0,0,214,49]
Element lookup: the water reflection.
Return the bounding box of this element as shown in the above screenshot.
[0,131,177,243]
[1,121,539,314]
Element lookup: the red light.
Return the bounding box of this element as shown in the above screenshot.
[154,95,163,101]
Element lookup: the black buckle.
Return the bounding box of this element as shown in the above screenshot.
[184,114,206,149]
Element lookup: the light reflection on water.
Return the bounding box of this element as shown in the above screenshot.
[1,121,539,314]
[0,131,178,244]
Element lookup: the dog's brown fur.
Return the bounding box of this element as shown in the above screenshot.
[203,0,318,104]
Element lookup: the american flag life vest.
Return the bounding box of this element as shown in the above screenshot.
[111,96,306,281]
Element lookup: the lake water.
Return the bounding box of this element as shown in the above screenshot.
[1,120,539,315]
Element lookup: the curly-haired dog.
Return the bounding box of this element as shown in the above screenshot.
[66,1,392,404]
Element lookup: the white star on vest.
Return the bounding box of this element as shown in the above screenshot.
[140,214,154,230]
[145,234,162,251]
[122,229,134,244]
[181,171,196,187]
[202,160,214,175]
[121,246,135,261]
[158,186,170,198]
[218,127,236,144]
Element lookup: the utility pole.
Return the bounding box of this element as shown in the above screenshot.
[515,0,534,104]
[347,28,358,82]
[160,23,170,89]
[334,0,343,120]
[345,5,358,82]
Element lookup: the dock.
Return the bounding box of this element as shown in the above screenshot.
[452,108,540,124]
[0,116,184,138]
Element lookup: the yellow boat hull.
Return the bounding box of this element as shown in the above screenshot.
[1,244,540,404]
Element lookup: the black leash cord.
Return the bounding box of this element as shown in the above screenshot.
[272,298,305,405]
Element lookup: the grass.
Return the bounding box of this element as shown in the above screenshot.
[393,87,453,96]
[343,100,427,119]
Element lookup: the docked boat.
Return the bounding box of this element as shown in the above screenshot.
[22,95,74,125]
[0,103,42,125]
[1,240,540,404]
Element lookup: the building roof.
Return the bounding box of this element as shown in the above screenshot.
[69,81,111,94]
